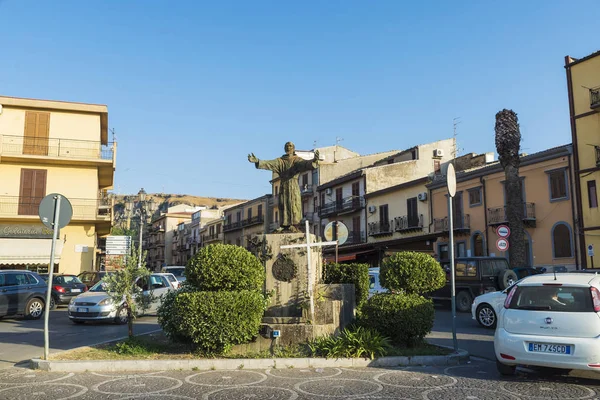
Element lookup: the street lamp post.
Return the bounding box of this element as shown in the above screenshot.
[125,188,157,268]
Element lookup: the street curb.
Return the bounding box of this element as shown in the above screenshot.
[29,349,469,372]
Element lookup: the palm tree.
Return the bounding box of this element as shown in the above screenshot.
[495,109,526,268]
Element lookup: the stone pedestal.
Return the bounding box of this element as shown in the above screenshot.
[233,233,355,354]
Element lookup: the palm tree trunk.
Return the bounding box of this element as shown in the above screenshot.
[505,164,526,267]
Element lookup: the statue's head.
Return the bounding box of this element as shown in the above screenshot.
[284,142,295,155]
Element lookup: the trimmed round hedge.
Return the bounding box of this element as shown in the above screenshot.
[159,290,267,354]
[360,292,434,347]
[185,243,265,291]
[380,251,445,294]
[323,263,370,307]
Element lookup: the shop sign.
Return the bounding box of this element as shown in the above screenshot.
[0,223,57,239]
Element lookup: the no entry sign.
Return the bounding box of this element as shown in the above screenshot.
[496,238,509,252]
[497,225,510,238]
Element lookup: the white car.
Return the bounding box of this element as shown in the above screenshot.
[495,273,600,375]
[471,280,524,328]
[67,273,174,324]
[155,272,180,289]
[368,268,386,297]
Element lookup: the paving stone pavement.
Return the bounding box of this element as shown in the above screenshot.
[1,359,600,399]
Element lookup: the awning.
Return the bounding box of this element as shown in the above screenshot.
[0,238,63,265]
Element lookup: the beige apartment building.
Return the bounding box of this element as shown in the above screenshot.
[429,145,580,270]
[223,195,272,247]
[201,217,224,247]
[318,139,455,264]
[0,95,116,274]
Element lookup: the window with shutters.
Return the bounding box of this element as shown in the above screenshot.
[247,207,252,220]
[23,111,50,156]
[257,204,263,218]
[352,182,360,197]
[18,169,47,215]
[336,188,343,206]
[301,174,308,187]
[547,169,568,201]
[588,180,598,208]
[407,197,419,227]
[216,224,221,235]
[379,204,389,231]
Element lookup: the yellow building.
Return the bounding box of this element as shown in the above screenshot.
[429,145,580,269]
[565,52,600,268]
[0,95,116,274]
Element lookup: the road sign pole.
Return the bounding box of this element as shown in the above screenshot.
[448,195,458,352]
[44,195,62,360]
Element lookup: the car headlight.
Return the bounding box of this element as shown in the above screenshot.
[69,297,76,305]
[98,298,112,306]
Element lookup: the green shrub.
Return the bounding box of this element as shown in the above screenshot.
[360,293,434,347]
[308,326,391,360]
[186,244,265,291]
[161,290,267,355]
[323,263,370,307]
[380,252,445,294]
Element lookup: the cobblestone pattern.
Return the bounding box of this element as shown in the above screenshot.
[1,361,599,399]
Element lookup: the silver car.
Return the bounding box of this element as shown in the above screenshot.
[67,274,173,324]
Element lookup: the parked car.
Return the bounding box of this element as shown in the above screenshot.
[160,266,186,283]
[155,272,180,289]
[431,257,517,313]
[471,279,525,329]
[0,270,48,319]
[368,267,386,297]
[39,274,88,309]
[495,273,600,375]
[77,271,114,288]
[67,273,174,324]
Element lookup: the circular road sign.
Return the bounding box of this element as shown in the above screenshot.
[39,193,73,230]
[496,238,509,252]
[446,163,456,198]
[497,225,511,238]
[324,221,348,246]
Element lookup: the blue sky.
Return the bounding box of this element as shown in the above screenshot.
[1,1,598,200]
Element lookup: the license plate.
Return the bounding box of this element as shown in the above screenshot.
[77,308,88,313]
[71,288,81,293]
[528,343,571,354]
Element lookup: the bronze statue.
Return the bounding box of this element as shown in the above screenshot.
[248,142,319,232]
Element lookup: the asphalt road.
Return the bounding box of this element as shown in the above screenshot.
[428,305,496,360]
[0,308,160,369]
[2,359,600,399]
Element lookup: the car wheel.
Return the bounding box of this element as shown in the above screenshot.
[114,306,128,325]
[456,291,473,313]
[25,298,45,320]
[71,319,85,324]
[49,296,57,310]
[496,360,516,376]
[476,303,497,328]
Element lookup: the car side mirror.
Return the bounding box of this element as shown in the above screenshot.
[370,283,375,289]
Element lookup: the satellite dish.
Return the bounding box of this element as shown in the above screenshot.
[324,221,348,246]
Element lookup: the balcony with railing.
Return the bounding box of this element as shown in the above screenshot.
[345,230,365,245]
[223,221,243,232]
[300,184,313,197]
[434,214,470,234]
[0,135,115,163]
[591,87,600,109]
[242,215,264,227]
[0,196,112,221]
[368,221,393,237]
[394,214,424,233]
[202,232,224,243]
[319,196,365,217]
[487,203,536,227]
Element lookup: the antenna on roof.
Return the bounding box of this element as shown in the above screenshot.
[453,118,462,160]
[334,137,344,163]
[554,268,557,281]
[313,140,317,149]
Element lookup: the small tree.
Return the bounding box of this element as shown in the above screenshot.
[101,246,152,338]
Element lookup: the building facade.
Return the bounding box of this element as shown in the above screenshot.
[201,217,224,247]
[429,145,580,270]
[565,52,600,268]
[0,95,115,274]
[317,139,455,264]
[223,195,271,248]
[145,208,195,270]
